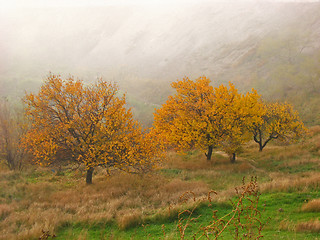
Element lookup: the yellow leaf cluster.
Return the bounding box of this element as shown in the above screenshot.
[250,101,307,150]
[153,76,266,158]
[22,74,162,172]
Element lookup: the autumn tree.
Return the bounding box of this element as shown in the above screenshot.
[153,76,262,162]
[219,89,264,162]
[22,74,160,184]
[153,77,215,160]
[249,101,306,151]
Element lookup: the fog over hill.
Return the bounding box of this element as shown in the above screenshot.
[1,0,320,126]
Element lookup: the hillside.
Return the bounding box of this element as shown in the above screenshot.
[1,1,320,126]
[1,126,320,239]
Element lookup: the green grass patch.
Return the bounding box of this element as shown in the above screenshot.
[279,163,319,174]
[159,168,182,177]
[55,191,320,239]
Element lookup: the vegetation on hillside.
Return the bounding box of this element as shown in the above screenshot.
[219,31,320,126]
[0,100,27,171]
[0,126,319,239]
[153,76,305,161]
[22,74,161,184]
[0,2,319,239]
[0,71,314,239]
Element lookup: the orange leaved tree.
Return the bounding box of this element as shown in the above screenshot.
[22,74,160,184]
[153,76,262,162]
[218,88,264,162]
[249,101,306,151]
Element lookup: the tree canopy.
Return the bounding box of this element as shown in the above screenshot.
[153,76,306,161]
[22,74,160,183]
[249,101,306,151]
[153,76,262,161]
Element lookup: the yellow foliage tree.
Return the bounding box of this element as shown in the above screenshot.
[153,76,263,162]
[22,74,160,183]
[219,89,264,162]
[249,101,306,151]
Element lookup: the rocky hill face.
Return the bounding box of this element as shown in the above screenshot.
[1,1,320,125]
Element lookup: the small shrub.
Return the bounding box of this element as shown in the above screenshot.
[174,177,268,239]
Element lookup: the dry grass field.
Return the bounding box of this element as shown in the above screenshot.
[0,126,319,239]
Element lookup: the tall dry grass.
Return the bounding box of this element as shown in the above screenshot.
[301,199,320,212]
[1,125,319,239]
[308,125,320,136]
[0,170,209,240]
[260,172,320,193]
[296,219,320,233]
[164,150,214,170]
[306,125,320,155]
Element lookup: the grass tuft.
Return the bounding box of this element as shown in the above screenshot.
[260,172,320,193]
[116,209,143,230]
[296,219,320,233]
[0,203,13,221]
[301,198,320,212]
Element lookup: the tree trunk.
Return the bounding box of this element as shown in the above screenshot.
[230,153,236,163]
[259,143,263,152]
[206,146,213,161]
[86,167,94,184]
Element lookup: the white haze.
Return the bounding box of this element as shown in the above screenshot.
[0,0,319,9]
[0,0,319,96]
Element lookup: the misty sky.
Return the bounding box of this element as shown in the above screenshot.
[1,0,319,88]
[1,0,318,8]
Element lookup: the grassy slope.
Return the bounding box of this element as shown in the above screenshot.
[0,126,320,239]
[56,192,320,240]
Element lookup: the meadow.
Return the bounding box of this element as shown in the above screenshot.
[0,126,319,239]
